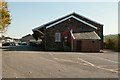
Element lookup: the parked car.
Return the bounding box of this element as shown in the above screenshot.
[29,40,41,46]
[18,42,22,45]
[21,42,27,45]
[2,42,16,46]
[29,41,37,46]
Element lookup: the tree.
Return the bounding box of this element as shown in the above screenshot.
[105,38,115,49]
[0,0,11,33]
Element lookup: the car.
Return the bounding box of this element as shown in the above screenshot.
[2,42,16,46]
[21,42,27,45]
[29,41,37,46]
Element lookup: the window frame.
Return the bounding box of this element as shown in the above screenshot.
[55,32,61,42]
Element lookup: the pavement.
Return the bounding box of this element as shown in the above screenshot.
[1,46,119,78]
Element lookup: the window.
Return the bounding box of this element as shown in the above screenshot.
[55,32,61,42]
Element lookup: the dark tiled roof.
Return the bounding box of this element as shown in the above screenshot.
[33,12,103,30]
[73,31,101,39]
[21,34,34,41]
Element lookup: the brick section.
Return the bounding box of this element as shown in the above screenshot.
[45,18,101,51]
[80,39,101,52]
[32,13,103,51]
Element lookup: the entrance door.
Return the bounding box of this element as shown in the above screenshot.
[76,40,81,51]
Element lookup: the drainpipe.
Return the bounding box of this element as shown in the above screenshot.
[44,27,46,50]
[70,29,74,51]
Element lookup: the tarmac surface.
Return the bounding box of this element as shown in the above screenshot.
[1,46,119,78]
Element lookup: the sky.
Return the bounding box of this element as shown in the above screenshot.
[1,1,118,38]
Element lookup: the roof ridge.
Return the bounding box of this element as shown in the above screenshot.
[33,12,103,30]
[72,12,103,26]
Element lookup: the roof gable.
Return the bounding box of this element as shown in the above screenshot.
[33,12,103,30]
[46,15,97,29]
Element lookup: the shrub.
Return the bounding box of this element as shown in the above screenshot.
[104,34,120,52]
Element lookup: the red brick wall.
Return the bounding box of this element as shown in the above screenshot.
[80,39,101,52]
[45,18,102,51]
[45,18,97,50]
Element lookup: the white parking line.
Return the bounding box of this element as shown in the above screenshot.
[78,58,95,66]
[82,54,118,63]
[52,52,118,64]
[77,58,118,73]
[54,58,74,62]
[54,57,118,73]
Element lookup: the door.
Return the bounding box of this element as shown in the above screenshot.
[76,40,81,51]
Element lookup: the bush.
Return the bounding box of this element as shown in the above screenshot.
[104,34,120,52]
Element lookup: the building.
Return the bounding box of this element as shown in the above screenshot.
[32,12,103,52]
[21,34,41,45]
[21,34,35,42]
[1,36,15,43]
[0,36,20,46]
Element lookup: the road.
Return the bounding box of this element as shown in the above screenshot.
[2,46,118,78]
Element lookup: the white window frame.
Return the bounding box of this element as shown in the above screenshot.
[55,32,61,42]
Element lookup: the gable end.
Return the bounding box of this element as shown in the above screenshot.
[46,15,97,29]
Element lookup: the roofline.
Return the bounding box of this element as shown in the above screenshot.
[75,13,104,26]
[46,15,97,29]
[93,31,101,39]
[32,25,45,31]
[32,13,72,30]
[32,29,45,36]
[33,12,103,30]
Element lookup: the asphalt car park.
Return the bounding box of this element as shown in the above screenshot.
[1,46,119,78]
